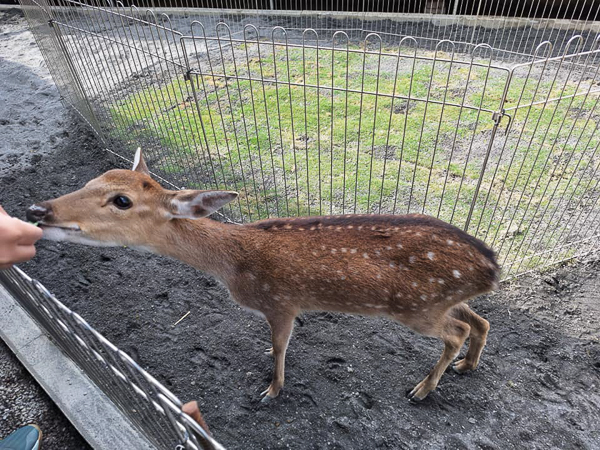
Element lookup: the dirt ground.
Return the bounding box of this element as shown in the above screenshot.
[2,7,600,450]
[2,117,600,450]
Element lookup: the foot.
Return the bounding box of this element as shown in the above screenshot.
[406,378,434,403]
[0,424,42,450]
[264,347,273,356]
[452,358,476,374]
[260,383,282,402]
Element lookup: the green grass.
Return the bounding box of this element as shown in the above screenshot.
[109,44,600,275]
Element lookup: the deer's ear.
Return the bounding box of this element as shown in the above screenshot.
[132,147,150,175]
[169,190,238,219]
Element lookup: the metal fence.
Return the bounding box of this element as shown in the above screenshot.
[18,0,600,279]
[0,267,225,450]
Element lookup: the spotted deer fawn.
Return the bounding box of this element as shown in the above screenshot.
[27,149,499,402]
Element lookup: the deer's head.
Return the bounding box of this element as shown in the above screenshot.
[26,149,238,248]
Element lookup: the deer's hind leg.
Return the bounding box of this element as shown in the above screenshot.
[448,303,490,374]
[407,315,470,402]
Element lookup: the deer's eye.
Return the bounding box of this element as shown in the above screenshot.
[113,196,132,209]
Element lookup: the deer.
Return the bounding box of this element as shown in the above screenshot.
[26,148,500,403]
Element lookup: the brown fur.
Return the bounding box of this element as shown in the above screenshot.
[29,152,500,402]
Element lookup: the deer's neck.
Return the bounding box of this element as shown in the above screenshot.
[154,218,246,283]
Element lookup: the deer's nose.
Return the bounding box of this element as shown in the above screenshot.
[26,203,52,223]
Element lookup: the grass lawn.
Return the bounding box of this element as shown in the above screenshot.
[109,42,600,275]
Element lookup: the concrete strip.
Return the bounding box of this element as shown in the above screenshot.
[0,284,155,450]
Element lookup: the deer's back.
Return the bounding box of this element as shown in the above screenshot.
[228,214,499,318]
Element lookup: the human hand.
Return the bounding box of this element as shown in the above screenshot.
[0,206,44,269]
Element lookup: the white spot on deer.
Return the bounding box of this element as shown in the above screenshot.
[363,252,370,259]
[409,256,416,264]
[273,295,280,301]
[389,262,396,268]
[340,275,346,280]
[396,243,403,249]
[376,273,382,279]
[395,292,402,298]
[438,278,445,284]
[386,245,392,250]
[423,308,429,312]
[453,270,461,279]
[412,281,419,287]
[298,227,305,231]
[373,305,386,309]
[415,232,422,237]
[347,225,354,229]
[350,248,357,254]
[284,224,292,229]
[336,226,342,231]
[469,265,474,271]
[358,226,363,231]
[341,248,347,253]
[312,251,318,256]
[310,226,316,231]
[383,288,390,294]
[262,283,271,292]
[447,239,454,246]
[321,245,327,250]
[427,252,435,260]
[371,226,377,231]
[365,303,375,308]
[429,277,435,283]
[420,294,428,301]
[331,248,337,254]
[375,250,381,256]
[393,227,399,231]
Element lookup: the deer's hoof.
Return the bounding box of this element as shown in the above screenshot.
[260,394,274,404]
[406,381,431,403]
[264,347,274,356]
[260,384,281,402]
[452,358,474,374]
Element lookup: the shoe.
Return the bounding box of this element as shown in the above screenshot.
[0,424,42,450]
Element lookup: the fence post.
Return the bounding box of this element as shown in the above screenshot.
[464,67,514,234]
[463,112,502,233]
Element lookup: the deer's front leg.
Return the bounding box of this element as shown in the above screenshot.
[260,312,296,402]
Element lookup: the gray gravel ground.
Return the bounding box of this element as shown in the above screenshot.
[0,7,90,449]
[0,340,90,449]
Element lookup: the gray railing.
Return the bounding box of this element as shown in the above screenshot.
[0,267,225,450]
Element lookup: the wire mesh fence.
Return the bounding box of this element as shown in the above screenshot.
[18,0,600,279]
[0,266,225,450]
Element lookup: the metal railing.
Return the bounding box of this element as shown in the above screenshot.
[0,267,225,450]
[18,0,600,280]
